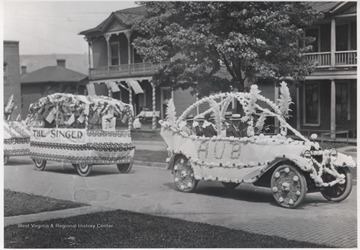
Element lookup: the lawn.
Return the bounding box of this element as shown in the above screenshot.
[4,189,88,217]
[5,209,328,248]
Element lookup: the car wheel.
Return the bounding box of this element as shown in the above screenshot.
[117,163,132,173]
[4,155,9,165]
[33,158,47,171]
[271,164,307,208]
[173,156,198,193]
[74,163,92,177]
[320,167,352,202]
[222,182,240,190]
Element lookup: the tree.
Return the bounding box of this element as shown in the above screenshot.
[132,2,322,97]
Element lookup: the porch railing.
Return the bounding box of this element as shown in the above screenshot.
[89,61,170,80]
[304,50,357,68]
[335,50,357,67]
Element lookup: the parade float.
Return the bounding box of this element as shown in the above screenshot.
[3,95,31,164]
[4,120,31,165]
[160,82,356,208]
[27,93,135,176]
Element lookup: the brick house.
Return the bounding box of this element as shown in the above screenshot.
[20,59,88,118]
[3,40,22,119]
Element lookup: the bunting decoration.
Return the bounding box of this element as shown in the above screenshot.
[27,93,134,129]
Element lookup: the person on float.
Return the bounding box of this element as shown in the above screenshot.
[102,106,116,131]
[220,117,228,137]
[226,114,241,137]
[181,115,195,135]
[224,111,232,128]
[194,115,205,136]
[204,114,217,137]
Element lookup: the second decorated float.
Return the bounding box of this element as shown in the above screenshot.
[27,93,135,176]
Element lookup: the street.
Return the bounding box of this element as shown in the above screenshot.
[4,156,357,248]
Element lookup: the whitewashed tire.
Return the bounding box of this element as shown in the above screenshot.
[34,159,47,171]
[271,164,307,208]
[117,163,132,173]
[74,163,92,177]
[4,155,9,165]
[321,167,352,202]
[173,156,198,193]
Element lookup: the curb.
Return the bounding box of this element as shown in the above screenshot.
[4,205,114,227]
[133,161,167,169]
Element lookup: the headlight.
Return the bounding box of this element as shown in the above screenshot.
[303,150,312,159]
[330,148,338,161]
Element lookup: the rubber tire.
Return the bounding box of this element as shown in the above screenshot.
[320,167,352,202]
[173,156,198,193]
[117,163,132,173]
[34,159,47,171]
[74,163,92,177]
[270,164,307,209]
[4,155,9,165]
[222,182,240,190]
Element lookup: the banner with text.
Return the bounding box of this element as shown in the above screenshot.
[31,128,87,144]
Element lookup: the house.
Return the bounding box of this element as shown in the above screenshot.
[300,2,357,139]
[4,41,22,119]
[20,59,88,118]
[80,3,357,138]
[20,54,89,75]
[79,6,199,129]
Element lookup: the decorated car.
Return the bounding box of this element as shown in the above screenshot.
[3,94,31,164]
[27,93,135,176]
[4,120,31,164]
[160,82,356,208]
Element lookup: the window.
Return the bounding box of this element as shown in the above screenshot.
[305,28,319,52]
[336,83,349,121]
[303,83,320,125]
[110,42,120,65]
[336,24,349,51]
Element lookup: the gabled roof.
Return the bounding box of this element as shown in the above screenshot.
[79,6,146,36]
[79,2,356,37]
[310,2,356,15]
[21,66,87,84]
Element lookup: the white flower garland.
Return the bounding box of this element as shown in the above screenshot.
[160,80,354,187]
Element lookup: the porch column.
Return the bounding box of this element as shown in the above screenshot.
[128,85,133,130]
[330,19,336,68]
[330,80,336,139]
[151,82,156,129]
[125,31,132,65]
[87,40,93,76]
[104,34,111,67]
[296,85,301,130]
[274,84,279,132]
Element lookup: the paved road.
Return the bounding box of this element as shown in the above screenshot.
[4,156,357,248]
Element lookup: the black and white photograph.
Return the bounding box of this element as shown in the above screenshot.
[3,1,357,248]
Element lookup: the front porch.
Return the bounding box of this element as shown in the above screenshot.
[89,61,170,81]
[297,79,357,141]
[86,77,173,130]
[304,50,357,68]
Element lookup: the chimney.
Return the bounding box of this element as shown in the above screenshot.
[57,59,66,67]
[21,65,27,74]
